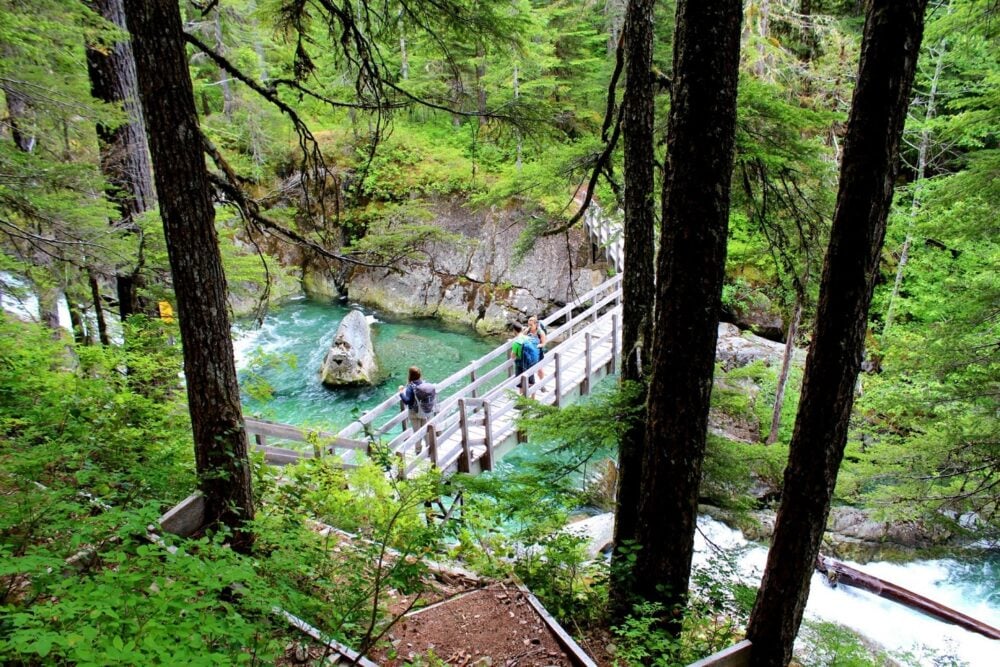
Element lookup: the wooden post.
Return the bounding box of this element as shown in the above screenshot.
[611,312,619,375]
[520,374,529,397]
[427,425,438,468]
[254,432,266,448]
[458,399,471,473]
[482,401,494,471]
[470,368,478,398]
[583,332,592,396]
[554,352,563,407]
[396,452,406,481]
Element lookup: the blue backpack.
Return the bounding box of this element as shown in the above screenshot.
[520,336,541,367]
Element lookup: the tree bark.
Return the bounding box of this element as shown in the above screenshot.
[745,2,927,664]
[611,0,657,617]
[123,0,255,552]
[85,0,156,321]
[629,0,742,626]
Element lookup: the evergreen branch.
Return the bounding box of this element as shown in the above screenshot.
[540,31,627,237]
[200,136,392,270]
[182,32,378,113]
[601,31,625,144]
[267,78,401,110]
[183,30,335,225]
[541,106,624,238]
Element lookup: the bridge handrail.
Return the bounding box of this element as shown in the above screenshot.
[246,417,368,450]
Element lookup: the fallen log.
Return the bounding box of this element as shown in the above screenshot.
[816,554,1000,640]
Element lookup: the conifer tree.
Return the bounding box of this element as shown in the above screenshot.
[745,2,928,663]
[627,0,742,627]
[123,0,255,551]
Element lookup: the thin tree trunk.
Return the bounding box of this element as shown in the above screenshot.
[398,9,409,81]
[884,22,948,335]
[766,298,801,445]
[745,3,927,664]
[67,294,88,345]
[214,7,234,118]
[611,0,657,618]
[755,0,772,79]
[630,0,742,629]
[475,42,487,124]
[1,82,35,153]
[89,271,110,346]
[606,0,627,56]
[513,63,522,171]
[123,0,255,552]
[85,0,156,321]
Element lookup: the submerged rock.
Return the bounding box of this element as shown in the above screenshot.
[319,310,379,387]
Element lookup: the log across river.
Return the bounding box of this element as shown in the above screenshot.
[816,554,1000,640]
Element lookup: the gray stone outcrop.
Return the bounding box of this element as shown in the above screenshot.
[715,322,790,370]
[324,202,607,334]
[564,513,615,559]
[732,506,953,560]
[319,310,379,386]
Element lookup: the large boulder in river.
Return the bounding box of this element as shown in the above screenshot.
[319,310,378,387]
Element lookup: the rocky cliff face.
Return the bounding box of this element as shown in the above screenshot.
[305,202,609,333]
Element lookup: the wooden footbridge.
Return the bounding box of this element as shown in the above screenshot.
[245,208,625,478]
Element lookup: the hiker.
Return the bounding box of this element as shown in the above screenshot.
[398,366,437,454]
[510,322,528,376]
[527,315,548,387]
[511,322,542,389]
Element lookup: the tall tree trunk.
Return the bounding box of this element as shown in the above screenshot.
[611,0,657,617]
[629,0,742,626]
[884,22,948,335]
[85,0,156,321]
[745,3,927,664]
[766,297,801,445]
[123,0,255,552]
[800,0,818,62]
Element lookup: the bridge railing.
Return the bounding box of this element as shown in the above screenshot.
[583,203,623,272]
[244,418,369,466]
